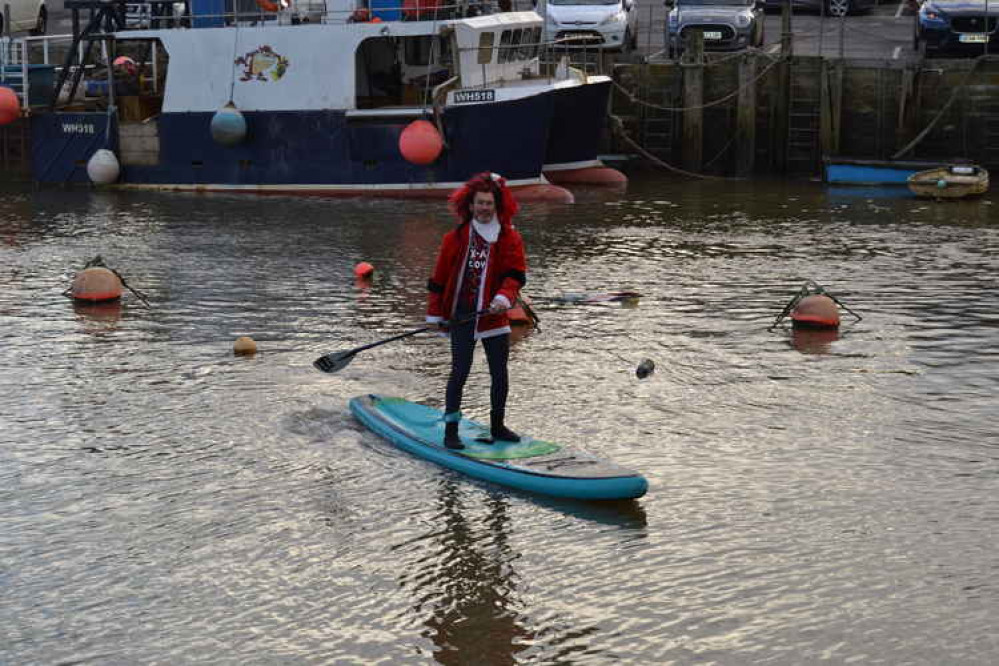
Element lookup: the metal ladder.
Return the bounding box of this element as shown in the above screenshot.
[785,58,822,175]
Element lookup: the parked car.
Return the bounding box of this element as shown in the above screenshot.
[542,0,640,52]
[666,0,765,57]
[762,0,875,17]
[1,0,46,35]
[914,0,999,56]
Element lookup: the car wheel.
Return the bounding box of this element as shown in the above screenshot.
[30,8,47,36]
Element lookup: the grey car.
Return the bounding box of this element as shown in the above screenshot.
[666,0,766,57]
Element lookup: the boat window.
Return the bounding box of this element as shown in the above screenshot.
[356,37,404,109]
[498,30,513,63]
[477,32,495,65]
[509,29,523,62]
[519,27,539,59]
[405,36,434,67]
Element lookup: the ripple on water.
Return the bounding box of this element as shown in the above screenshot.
[1,181,997,664]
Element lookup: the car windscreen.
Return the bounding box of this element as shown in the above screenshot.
[677,0,750,5]
[549,0,619,5]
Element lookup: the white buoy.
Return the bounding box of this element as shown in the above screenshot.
[87,149,120,184]
[211,103,248,147]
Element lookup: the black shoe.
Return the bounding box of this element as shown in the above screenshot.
[444,422,464,450]
[490,425,520,443]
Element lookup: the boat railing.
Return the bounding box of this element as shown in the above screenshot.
[1,34,90,108]
[0,32,163,110]
[113,0,501,28]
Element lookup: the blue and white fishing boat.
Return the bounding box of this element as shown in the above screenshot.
[20,0,619,199]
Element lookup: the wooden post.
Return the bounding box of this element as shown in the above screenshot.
[735,52,757,177]
[820,59,832,159]
[682,30,704,172]
[829,59,843,156]
[774,0,793,172]
[896,64,916,153]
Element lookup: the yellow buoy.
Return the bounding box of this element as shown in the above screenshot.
[71,266,123,302]
[233,336,258,356]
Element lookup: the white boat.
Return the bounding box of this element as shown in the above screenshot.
[18,0,621,199]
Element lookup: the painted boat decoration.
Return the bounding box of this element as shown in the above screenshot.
[907,164,989,199]
[349,394,649,501]
[20,0,623,198]
[823,157,953,186]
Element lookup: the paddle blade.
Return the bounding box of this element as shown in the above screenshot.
[313,350,356,374]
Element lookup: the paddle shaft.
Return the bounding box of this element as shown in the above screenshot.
[314,307,507,373]
[351,307,500,355]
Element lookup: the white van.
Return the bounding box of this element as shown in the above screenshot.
[539,0,639,52]
[2,0,47,35]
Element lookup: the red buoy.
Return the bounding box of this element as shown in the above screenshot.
[0,87,21,126]
[354,261,374,278]
[791,294,840,328]
[544,166,628,187]
[71,267,123,302]
[399,120,443,165]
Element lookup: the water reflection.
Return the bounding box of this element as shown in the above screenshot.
[789,326,840,355]
[418,480,531,666]
[73,300,123,334]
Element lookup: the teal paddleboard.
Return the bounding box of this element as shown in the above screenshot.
[349,395,648,501]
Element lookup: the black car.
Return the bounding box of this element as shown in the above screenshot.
[763,0,875,17]
[915,0,999,56]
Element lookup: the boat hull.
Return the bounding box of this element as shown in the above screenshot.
[32,94,557,193]
[543,77,627,187]
[823,157,948,186]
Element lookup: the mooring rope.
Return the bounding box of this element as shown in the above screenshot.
[611,53,783,114]
[608,114,745,181]
[892,54,994,160]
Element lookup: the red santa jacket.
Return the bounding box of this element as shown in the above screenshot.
[427,220,526,338]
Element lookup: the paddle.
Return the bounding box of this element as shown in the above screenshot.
[313,308,498,374]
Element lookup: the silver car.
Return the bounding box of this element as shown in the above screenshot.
[666,0,766,57]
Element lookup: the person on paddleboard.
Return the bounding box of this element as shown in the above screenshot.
[427,172,527,450]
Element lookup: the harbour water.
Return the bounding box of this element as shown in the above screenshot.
[2,175,997,664]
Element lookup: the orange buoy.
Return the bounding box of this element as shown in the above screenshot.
[399,120,443,165]
[233,336,258,355]
[0,86,21,126]
[354,261,374,279]
[511,183,575,203]
[791,294,840,329]
[71,266,123,303]
[544,166,628,187]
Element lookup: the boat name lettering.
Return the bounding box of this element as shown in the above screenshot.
[454,89,495,104]
[62,123,96,135]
